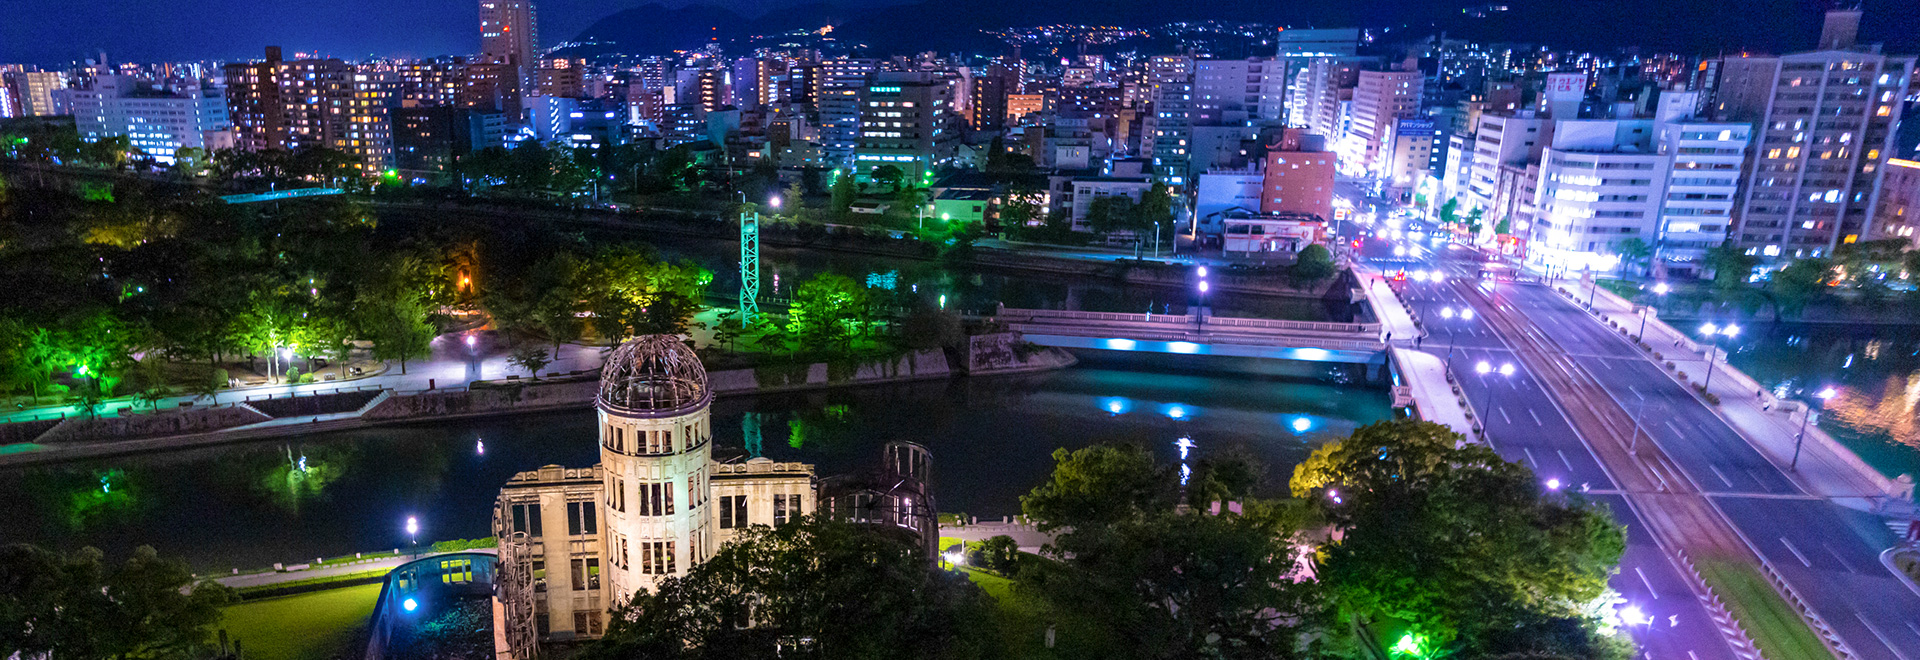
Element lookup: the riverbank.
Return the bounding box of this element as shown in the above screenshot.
[0,339,1077,468]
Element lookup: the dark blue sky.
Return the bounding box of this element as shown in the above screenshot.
[0,0,667,66]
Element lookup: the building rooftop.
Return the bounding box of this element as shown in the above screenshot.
[597,335,711,418]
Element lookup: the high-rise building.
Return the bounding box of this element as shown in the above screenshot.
[1874,158,1920,246]
[1191,58,1288,126]
[479,0,538,90]
[71,75,229,164]
[1143,55,1193,185]
[2,70,66,117]
[460,56,522,118]
[536,58,583,98]
[819,57,876,168]
[393,106,508,179]
[222,47,396,173]
[391,58,468,108]
[1285,58,1363,138]
[968,63,1014,131]
[855,72,957,183]
[1380,118,1439,201]
[1711,9,1913,258]
[1342,70,1424,176]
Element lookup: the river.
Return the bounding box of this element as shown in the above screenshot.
[1724,323,1920,483]
[0,350,1390,573]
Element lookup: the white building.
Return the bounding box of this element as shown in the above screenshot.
[71,75,229,164]
[1652,93,1750,272]
[1194,164,1265,234]
[1191,57,1289,126]
[1529,119,1665,274]
[1342,70,1423,177]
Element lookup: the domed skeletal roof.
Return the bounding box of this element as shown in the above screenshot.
[597,335,711,417]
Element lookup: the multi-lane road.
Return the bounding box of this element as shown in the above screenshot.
[1346,223,1920,660]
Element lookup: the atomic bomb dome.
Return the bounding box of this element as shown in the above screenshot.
[596,335,711,417]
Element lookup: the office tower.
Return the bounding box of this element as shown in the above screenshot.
[1191,58,1289,126]
[2,71,66,117]
[854,72,957,183]
[71,75,229,164]
[1261,128,1336,220]
[1711,9,1913,258]
[536,58,583,98]
[819,57,876,168]
[695,69,729,112]
[479,0,538,88]
[393,106,507,179]
[1653,114,1752,271]
[1286,58,1363,137]
[1380,118,1439,201]
[1143,55,1193,185]
[460,56,522,119]
[968,63,1014,131]
[1342,70,1424,177]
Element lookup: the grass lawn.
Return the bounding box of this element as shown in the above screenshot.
[1695,558,1834,660]
[219,582,382,660]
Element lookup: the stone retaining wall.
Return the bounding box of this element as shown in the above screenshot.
[35,405,271,444]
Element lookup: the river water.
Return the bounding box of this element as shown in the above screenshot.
[1723,323,1920,482]
[0,350,1390,572]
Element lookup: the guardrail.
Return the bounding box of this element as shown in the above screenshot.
[996,307,1380,334]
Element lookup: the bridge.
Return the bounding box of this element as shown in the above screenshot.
[991,306,1387,364]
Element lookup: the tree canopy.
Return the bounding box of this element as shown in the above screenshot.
[0,544,235,660]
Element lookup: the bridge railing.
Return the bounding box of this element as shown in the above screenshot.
[995,307,1380,335]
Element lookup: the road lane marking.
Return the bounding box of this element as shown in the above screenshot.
[1824,544,1857,573]
[1780,537,1813,567]
[1709,465,1735,488]
[1635,566,1659,599]
[1857,612,1910,660]
[1664,420,1686,439]
[1558,450,1575,471]
[1500,407,1512,424]
[1523,447,1540,468]
[1529,408,1544,426]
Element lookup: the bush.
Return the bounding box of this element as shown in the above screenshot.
[299,373,316,384]
[284,366,300,382]
[965,535,1021,574]
[431,538,497,553]
[1665,361,1675,370]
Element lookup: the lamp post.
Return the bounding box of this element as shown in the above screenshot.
[1439,306,1474,370]
[405,516,419,556]
[1153,221,1162,259]
[1474,360,1516,440]
[1697,322,1741,393]
[1792,387,1838,471]
[1636,282,1670,341]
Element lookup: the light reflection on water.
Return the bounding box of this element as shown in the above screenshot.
[1727,325,1920,479]
[0,351,1390,571]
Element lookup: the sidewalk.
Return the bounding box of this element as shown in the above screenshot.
[1353,269,1421,342]
[1388,348,1477,437]
[1561,280,1906,509]
[213,549,465,590]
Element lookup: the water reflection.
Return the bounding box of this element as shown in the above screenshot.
[0,351,1389,571]
[1727,325,1920,479]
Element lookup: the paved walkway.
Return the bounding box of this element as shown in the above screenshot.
[939,520,1053,555]
[1564,279,1909,509]
[1388,348,1477,437]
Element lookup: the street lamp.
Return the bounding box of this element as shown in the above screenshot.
[1196,279,1211,329]
[1697,322,1740,393]
[1438,306,1473,369]
[1792,387,1839,470]
[769,195,781,209]
[405,515,419,555]
[1474,360,1515,440]
[1636,282,1670,341]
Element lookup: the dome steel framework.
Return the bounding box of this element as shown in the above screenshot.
[596,336,711,417]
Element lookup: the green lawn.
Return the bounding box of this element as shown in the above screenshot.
[219,582,382,660]
[1695,558,1834,660]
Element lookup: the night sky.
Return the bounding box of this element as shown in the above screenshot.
[4,0,1918,66]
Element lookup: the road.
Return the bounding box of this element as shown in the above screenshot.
[1345,218,1920,659]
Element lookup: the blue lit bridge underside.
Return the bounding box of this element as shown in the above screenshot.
[1024,334,1384,364]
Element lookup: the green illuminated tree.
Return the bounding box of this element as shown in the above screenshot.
[830,170,858,217]
[584,517,999,660]
[784,273,872,353]
[1292,419,1627,658]
[1291,244,1338,284]
[508,344,552,378]
[1437,198,1460,226]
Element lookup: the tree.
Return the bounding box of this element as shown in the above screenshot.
[1704,243,1760,291]
[1494,215,1512,236]
[508,344,551,378]
[900,303,964,350]
[1464,207,1485,237]
[871,164,906,192]
[582,517,999,660]
[0,544,235,660]
[1609,237,1652,275]
[1020,444,1325,659]
[830,169,858,217]
[364,297,437,375]
[1084,195,1141,236]
[1769,257,1833,317]
[784,273,872,353]
[1437,198,1460,226]
[1292,419,1627,658]
[964,535,1020,574]
[1291,244,1338,284]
